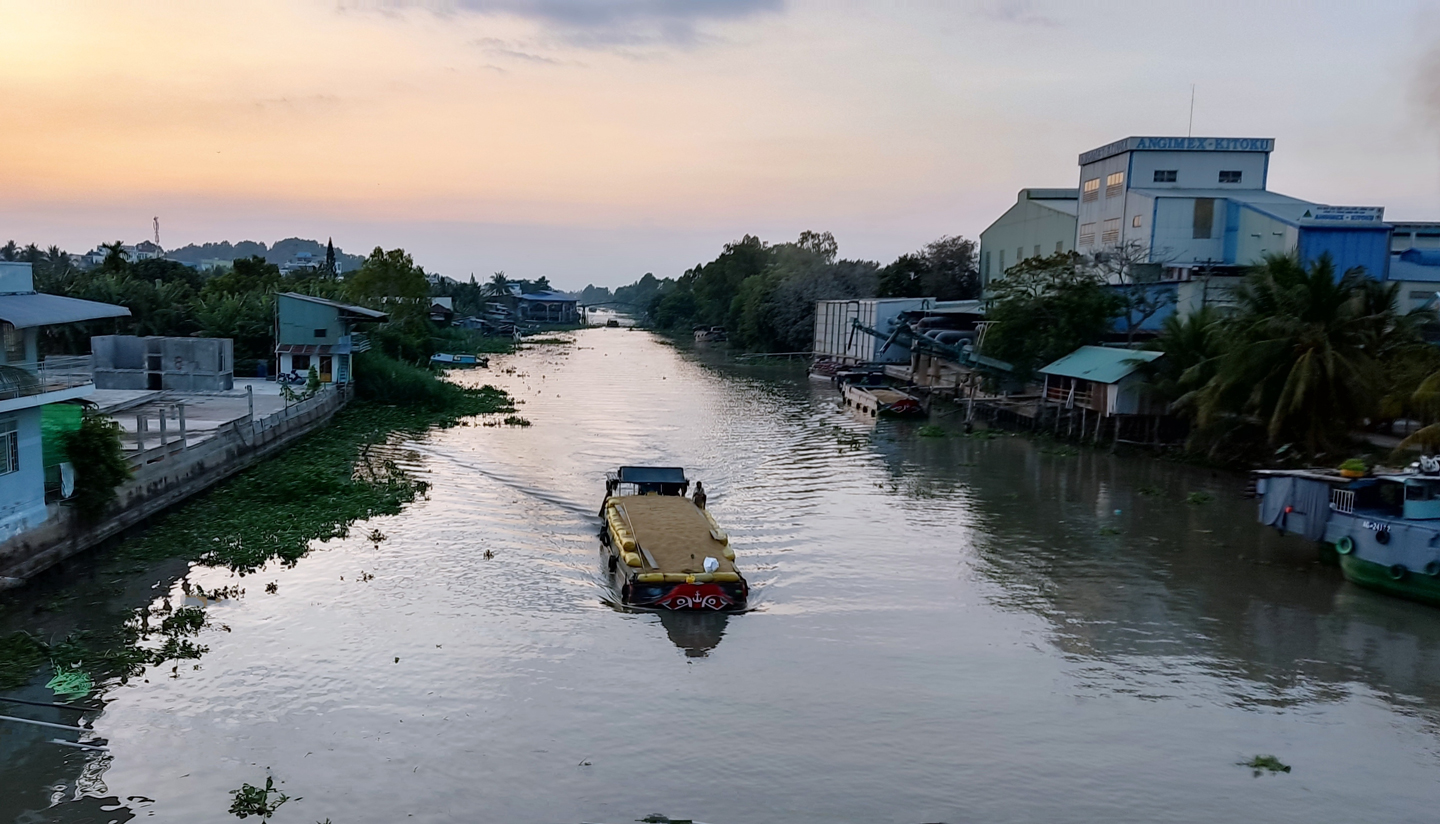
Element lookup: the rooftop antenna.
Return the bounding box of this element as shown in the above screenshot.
[1187,84,1195,138]
[153,216,160,248]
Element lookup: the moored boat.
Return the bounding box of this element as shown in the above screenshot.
[1255,462,1440,607]
[841,382,924,418]
[600,466,747,611]
[693,326,728,343]
[430,353,487,367]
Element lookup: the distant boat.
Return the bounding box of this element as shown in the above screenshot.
[606,318,620,328]
[693,326,727,343]
[430,353,487,367]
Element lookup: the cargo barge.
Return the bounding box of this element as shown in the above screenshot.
[600,467,748,611]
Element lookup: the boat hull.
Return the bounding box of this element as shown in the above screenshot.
[621,578,748,611]
[1336,550,1440,608]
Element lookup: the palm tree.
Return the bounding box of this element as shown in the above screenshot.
[99,241,130,273]
[484,271,510,298]
[1192,252,1396,454]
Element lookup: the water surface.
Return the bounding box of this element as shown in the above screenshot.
[5,328,1440,823]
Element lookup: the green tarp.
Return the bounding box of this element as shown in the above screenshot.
[41,403,82,467]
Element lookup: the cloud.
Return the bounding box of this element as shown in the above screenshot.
[472,37,563,63]
[344,0,784,47]
[975,0,1059,28]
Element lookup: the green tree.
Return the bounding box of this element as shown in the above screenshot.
[203,256,280,296]
[919,235,979,300]
[484,271,511,298]
[1193,253,1405,454]
[64,408,133,522]
[982,251,1124,380]
[877,253,926,298]
[99,241,130,273]
[347,247,428,303]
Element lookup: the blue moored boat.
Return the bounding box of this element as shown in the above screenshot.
[1256,462,1440,607]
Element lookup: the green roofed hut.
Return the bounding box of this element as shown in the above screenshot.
[1037,345,1166,444]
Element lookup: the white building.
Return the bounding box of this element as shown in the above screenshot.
[0,262,129,542]
[978,188,1078,290]
[1072,136,1389,280]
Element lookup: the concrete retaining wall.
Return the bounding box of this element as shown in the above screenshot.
[0,388,347,585]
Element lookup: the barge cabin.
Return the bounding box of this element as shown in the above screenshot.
[600,466,747,611]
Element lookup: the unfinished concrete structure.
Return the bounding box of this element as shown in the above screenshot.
[92,335,234,392]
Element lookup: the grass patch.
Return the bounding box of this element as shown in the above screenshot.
[1,378,514,694]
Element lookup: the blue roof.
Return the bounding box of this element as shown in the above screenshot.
[1391,258,1440,283]
[1039,346,1162,384]
[617,466,687,484]
[0,293,130,329]
[517,291,576,302]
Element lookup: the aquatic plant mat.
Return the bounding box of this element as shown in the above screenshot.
[0,387,513,696]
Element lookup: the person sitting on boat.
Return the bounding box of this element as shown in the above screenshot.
[692,481,707,509]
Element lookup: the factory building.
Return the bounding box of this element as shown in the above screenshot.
[979,135,1404,331]
[978,188,1078,291]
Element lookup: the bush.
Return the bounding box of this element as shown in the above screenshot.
[353,351,455,409]
[64,407,133,522]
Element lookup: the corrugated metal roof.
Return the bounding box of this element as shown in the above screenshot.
[278,292,388,320]
[517,291,576,302]
[1390,259,1440,283]
[617,466,687,484]
[1039,346,1162,384]
[0,293,130,329]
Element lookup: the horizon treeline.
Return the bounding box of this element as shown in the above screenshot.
[599,230,980,352]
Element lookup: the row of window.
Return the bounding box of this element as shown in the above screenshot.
[988,240,1070,275]
[1083,169,1245,198]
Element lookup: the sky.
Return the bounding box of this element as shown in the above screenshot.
[1,0,1438,290]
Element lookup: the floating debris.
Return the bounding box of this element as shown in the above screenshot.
[264,582,279,594]
[228,775,290,820]
[1240,755,1291,775]
[1187,491,1215,505]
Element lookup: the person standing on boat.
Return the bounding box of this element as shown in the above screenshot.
[692,481,707,509]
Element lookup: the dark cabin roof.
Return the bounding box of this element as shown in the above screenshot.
[0,293,131,329]
[617,466,687,485]
[278,292,389,321]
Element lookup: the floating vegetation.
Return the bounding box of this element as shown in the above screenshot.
[1040,445,1079,457]
[503,415,532,427]
[639,816,694,824]
[1137,485,1163,496]
[1240,755,1291,775]
[966,428,1001,439]
[521,337,574,345]
[228,775,291,820]
[1099,526,1122,536]
[0,632,49,690]
[367,529,387,545]
[917,425,948,438]
[1187,491,1215,505]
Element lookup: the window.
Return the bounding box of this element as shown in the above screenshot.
[292,354,311,371]
[1055,241,1064,253]
[1105,172,1125,197]
[1082,178,1100,202]
[1101,218,1121,245]
[982,251,990,277]
[0,418,16,475]
[1193,198,1215,239]
[1079,223,1096,246]
[1132,215,1143,228]
[1153,170,1178,183]
[1218,170,1242,184]
[1033,244,1041,257]
[2,322,22,365]
[313,328,327,339]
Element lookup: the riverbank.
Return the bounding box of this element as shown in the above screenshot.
[0,383,514,694]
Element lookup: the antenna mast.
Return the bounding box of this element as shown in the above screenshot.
[1187,85,1195,138]
[153,216,161,248]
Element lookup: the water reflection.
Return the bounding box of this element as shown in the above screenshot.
[656,610,730,658]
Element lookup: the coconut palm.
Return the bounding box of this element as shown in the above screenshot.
[483,271,511,298]
[1193,253,1395,454]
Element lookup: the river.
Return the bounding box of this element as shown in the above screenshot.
[5,327,1440,823]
